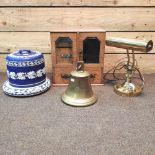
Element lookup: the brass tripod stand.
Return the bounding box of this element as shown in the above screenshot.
[114,50,144,96]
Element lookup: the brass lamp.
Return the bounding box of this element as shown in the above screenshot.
[105,38,153,97]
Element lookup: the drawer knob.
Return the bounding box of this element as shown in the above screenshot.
[61,73,71,80]
[61,54,72,58]
[90,74,96,79]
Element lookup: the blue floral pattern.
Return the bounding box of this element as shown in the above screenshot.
[6,58,44,67]
[3,78,51,96]
[7,68,46,80]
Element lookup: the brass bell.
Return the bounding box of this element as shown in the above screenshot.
[61,61,97,106]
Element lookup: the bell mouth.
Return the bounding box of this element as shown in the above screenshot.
[3,78,51,97]
[61,93,97,107]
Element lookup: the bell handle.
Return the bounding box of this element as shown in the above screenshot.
[61,73,71,80]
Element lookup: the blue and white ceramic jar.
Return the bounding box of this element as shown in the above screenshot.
[3,50,51,96]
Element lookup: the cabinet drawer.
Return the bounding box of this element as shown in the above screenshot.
[53,66,74,84]
[85,67,103,84]
[53,66,103,85]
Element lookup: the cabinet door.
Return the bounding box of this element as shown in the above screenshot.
[51,33,77,66]
[79,32,105,65]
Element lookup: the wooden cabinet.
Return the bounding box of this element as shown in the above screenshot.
[51,30,106,85]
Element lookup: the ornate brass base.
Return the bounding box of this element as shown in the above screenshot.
[61,93,97,107]
[114,82,143,97]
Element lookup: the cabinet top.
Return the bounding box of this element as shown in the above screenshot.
[50,28,106,33]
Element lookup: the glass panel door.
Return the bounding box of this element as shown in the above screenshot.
[55,37,73,64]
[82,37,100,63]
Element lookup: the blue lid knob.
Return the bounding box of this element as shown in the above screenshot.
[18,50,32,56]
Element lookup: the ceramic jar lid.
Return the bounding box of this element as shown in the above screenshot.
[3,50,51,96]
